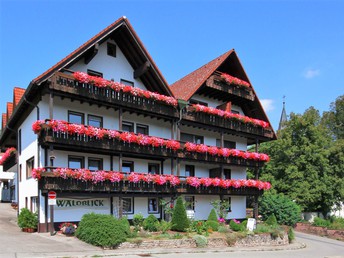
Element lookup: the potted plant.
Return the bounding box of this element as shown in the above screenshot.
[59,222,77,236]
[17,208,38,232]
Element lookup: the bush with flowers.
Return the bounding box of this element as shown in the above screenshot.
[0,147,16,165]
[59,222,77,235]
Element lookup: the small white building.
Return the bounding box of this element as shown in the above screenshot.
[0,17,276,232]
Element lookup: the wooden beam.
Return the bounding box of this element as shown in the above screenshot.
[84,43,99,64]
[134,61,151,79]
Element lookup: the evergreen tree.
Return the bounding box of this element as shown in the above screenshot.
[171,196,189,232]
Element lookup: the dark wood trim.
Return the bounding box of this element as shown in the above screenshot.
[134,61,151,79]
[84,43,99,64]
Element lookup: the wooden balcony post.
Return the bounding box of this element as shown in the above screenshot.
[220,132,224,178]
[119,107,123,131]
[253,138,260,219]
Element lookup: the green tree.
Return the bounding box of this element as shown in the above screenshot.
[322,95,344,140]
[259,107,334,215]
[171,196,189,232]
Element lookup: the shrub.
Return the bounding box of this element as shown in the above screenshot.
[218,225,229,233]
[265,214,278,226]
[259,193,301,226]
[207,209,218,221]
[193,235,208,247]
[119,216,131,236]
[143,214,159,232]
[229,219,245,232]
[75,213,126,248]
[328,217,344,230]
[17,208,38,229]
[206,220,219,231]
[171,196,190,232]
[189,220,207,234]
[133,213,144,229]
[313,217,331,227]
[158,220,171,233]
[288,227,295,243]
[225,232,246,246]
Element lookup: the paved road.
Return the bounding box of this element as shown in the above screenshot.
[1,203,344,258]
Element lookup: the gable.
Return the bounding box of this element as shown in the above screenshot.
[70,38,148,91]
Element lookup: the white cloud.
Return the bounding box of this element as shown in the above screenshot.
[260,99,274,112]
[303,68,320,79]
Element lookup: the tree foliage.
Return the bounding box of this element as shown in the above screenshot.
[259,193,301,226]
[171,196,190,232]
[259,103,344,216]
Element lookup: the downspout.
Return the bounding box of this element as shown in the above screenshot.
[23,91,41,231]
[5,125,19,215]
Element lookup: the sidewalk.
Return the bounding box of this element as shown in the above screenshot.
[0,203,306,258]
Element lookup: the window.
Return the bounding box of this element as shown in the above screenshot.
[184,196,195,211]
[148,198,159,213]
[122,197,133,214]
[18,129,21,154]
[136,124,149,135]
[68,111,84,124]
[216,139,236,149]
[231,110,240,114]
[190,99,208,106]
[122,161,134,173]
[185,165,195,177]
[180,133,204,144]
[225,197,232,212]
[88,158,103,170]
[30,196,38,213]
[122,121,134,132]
[19,164,22,182]
[120,79,134,87]
[87,69,103,78]
[68,156,84,169]
[88,115,103,128]
[26,157,34,179]
[148,163,160,174]
[107,42,116,57]
[224,169,231,179]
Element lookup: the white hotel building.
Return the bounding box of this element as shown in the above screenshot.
[0,17,276,232]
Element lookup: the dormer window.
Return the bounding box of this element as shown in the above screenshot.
[120,79,134,87]
[87,69,103,78]
[107,42,116,57]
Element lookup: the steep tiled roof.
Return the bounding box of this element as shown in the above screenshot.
[13,87,25,110]
[170,50,234,100]
[33,16,126,84]
[2,113,6,131]
[6,103,13,122]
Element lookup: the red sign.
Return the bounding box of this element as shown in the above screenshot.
[48,191,56,199]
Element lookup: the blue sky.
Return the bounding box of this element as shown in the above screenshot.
[0,0,343,130]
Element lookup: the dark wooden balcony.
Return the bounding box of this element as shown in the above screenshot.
[49,72,179,119]
[2,154,16,172]
[37,127,265,168]
[183,106,274,140]
[204,73,255,102]
[38,172,263,196]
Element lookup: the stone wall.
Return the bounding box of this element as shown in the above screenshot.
[295,223,344,241]
[235,232,288,247]
[118,233,288,249]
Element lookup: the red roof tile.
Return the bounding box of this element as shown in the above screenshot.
[170,50,234,100]
[2,113,6,131]
[6,102,13,122]
[13,87,25,110]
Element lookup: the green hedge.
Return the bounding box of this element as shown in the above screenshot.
[75,213,127,248]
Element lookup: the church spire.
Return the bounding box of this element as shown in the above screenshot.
[278,96,287,131]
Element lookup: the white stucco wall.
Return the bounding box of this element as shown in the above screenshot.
[71,39,147,91]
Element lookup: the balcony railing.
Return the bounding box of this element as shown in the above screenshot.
[1,154,16,172]
[205,73,255,101]
[37,170,265,196]
[183,106,274,139]
[37,123,267,168]
[49,72,179,119]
